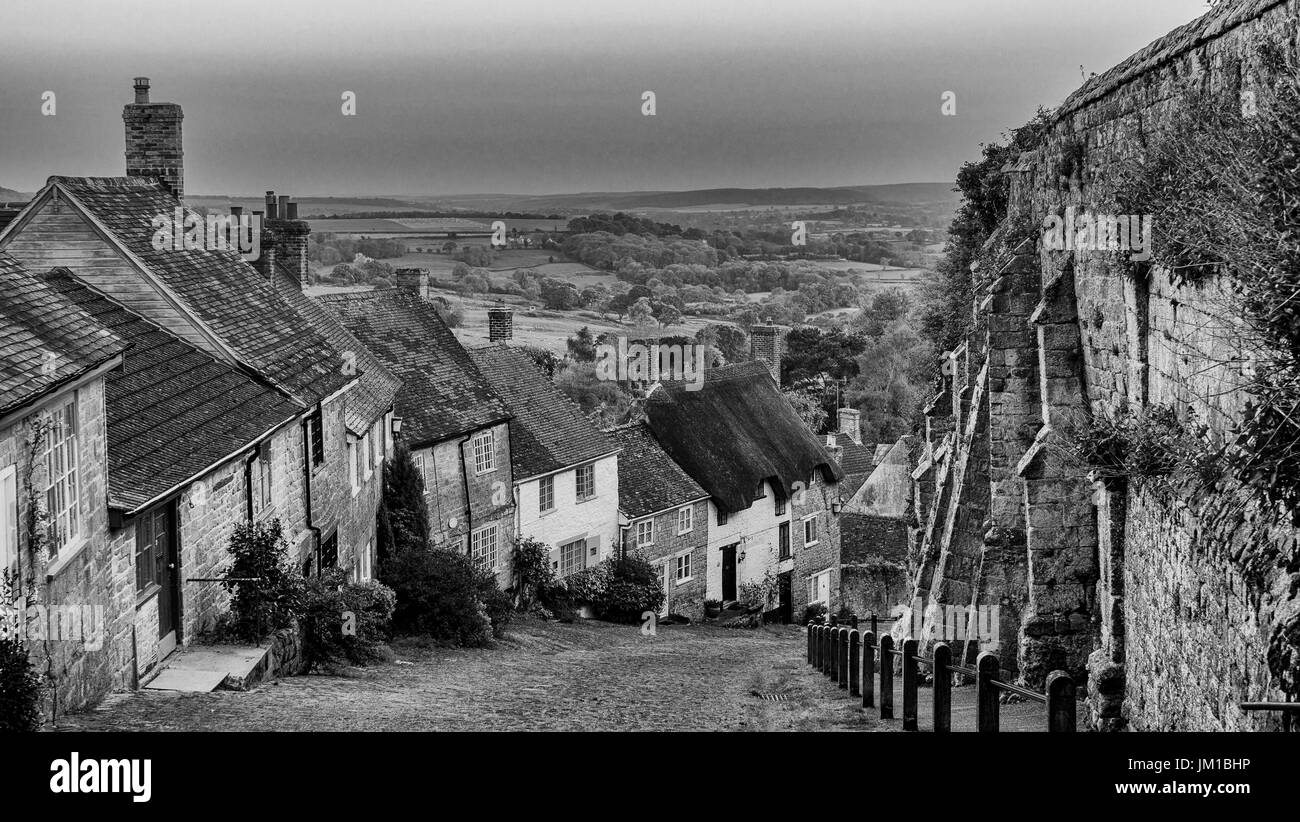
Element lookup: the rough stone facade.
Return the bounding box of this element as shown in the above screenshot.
[910,0,1300,728]
[621,500,709,619]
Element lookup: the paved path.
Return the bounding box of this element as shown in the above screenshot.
[52,620,1048,732]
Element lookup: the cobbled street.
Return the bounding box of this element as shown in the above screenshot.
[53,620,902,732]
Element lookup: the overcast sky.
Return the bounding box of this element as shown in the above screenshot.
[0,0,1206,197]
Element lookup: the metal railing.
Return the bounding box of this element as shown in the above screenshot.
[806,619,1076,732]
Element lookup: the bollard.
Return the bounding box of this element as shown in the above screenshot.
[932,643,951,733]
[807,621,814,665]
[822,625,832,676]
[871,614,877,637]
[976,652,1000,733]
[878,634,894,720]
[861,631,875,709]
[848,629,861,697]
[838,628,850,690]
[901,638,918,731]
[1046,670,1076,732]
[815,624,824,671]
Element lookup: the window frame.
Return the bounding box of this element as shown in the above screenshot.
[673,552,692,583]
[803,515,819,547]
[471,523,499,572]
[559,538,587,578]
[348,438,360,496]
[43,397,82,557]
[635,519,654,547]
[774,495,786,517]
[538,474,555,514]
[574,463,595,501]
[677,505,693,535]
[779,521,792,560]
[361,433,373,481]
[472,430,496,475]
[0,464,16,577]
[716,507,728,526]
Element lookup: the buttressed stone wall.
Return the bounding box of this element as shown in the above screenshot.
[909,0,1300,730]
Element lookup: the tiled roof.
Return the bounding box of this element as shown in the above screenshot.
[274,271,400,435]
[48,176,354,407]
[46,269,302,512]
[317,290,507,445]
[467,344,618,481]
[645,360,843,514]
[0,253,126,416]
[830,431,876,477]
[606,422,707,519]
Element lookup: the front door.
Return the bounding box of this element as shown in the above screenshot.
[139,502,181,658]
[721,544,737,602]
[777,571,792,624]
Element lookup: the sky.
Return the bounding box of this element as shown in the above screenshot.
[0,0,1208,197]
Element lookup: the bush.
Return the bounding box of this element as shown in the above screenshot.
[564,552,665,623]
[220,519,304,643]
[0,575,43,731]
[379,547,497,646]
[803,603,828,624]
[509,537,555,611]
[299,568,396,669]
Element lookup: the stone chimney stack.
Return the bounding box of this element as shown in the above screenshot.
[825,433,843,465]
[259,190,311,287]
[488,301,514,342]
[750,325,786,382]
[395,268,431,301]
[838,407,862,445]
[124,77,184,200]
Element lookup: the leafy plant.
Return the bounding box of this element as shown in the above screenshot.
[220,519,304,643]
[298,568,396,670]
[509,537,556,611]
[379,547,497,646]
[0,573,42,731]
[563,552,664,623]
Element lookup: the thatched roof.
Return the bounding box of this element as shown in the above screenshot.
[644,360,843,514]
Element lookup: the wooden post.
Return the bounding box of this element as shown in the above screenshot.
[838,629,850,689]
[932,643,951,733]
[871,614,878,637]
[1046,670,1076,732]
[976,652,1000,733]
[879,634,894,720]
[848,629,861,697]
[815,625,824,671]
[861,631,875,708]
[822,626,831,676]
[901,638,918,731]
[806,621,814,665]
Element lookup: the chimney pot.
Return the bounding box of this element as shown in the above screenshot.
[286,201,299,220]
[133,77,150,104]
[124,77,183,199]
[277,195,290,220]
[229,205,243,218]
[264,191,277,220]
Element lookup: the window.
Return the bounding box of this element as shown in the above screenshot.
[559,538,587,578]
[44,398,80,554]
[716,508,728,526]
[752,482,766,500]
[677,506,693,534]
[319,532,339,572]
[538,475,555,513]
[354,538,373,582]
[348,439,360,495]
[575,464,595,501]
[413,452,426,483]
[372,419,384,466]
[308,408,324,467]
[134,506,169,594]
[472,430,495,474]
[384,411,394,453]
[674,553,691,582]
[775,495,786,517]
[361,434,372,480]
[0,465,16,575]
[251,449,272,518]
[779,521,791,560]
[635,519,654,547]
[471,524,499,571]
[803,515,819,546]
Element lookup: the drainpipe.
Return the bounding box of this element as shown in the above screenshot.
[243,450,258,522]
[458,433,474,550]
[301,416,321,572]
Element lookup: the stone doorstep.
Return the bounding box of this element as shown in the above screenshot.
[142,645,270,693]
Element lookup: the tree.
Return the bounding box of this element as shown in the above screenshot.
[782,387,828,434]
[652,301,683,328]
[627,296,655,327]
[566,326,598,362]
[539,278,581,310]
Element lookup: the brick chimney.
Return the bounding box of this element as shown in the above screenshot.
[124,78,184,200]
[395,268,431,300]
[749,325,786,382]
[837,407,862,445]
[488,301,513,342]
[260,190,312,286]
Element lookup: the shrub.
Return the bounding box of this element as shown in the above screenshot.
[564,552,665,623]
[509,537,555,611]
[299,568,396,670]
[379,547,496,646]
[220,519,304,642]
[0,574,42,731]
[476,567,513,638]
[803,603,828,624]
[538,579,577,622]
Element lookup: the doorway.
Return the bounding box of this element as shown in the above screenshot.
[721,544,737,602]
